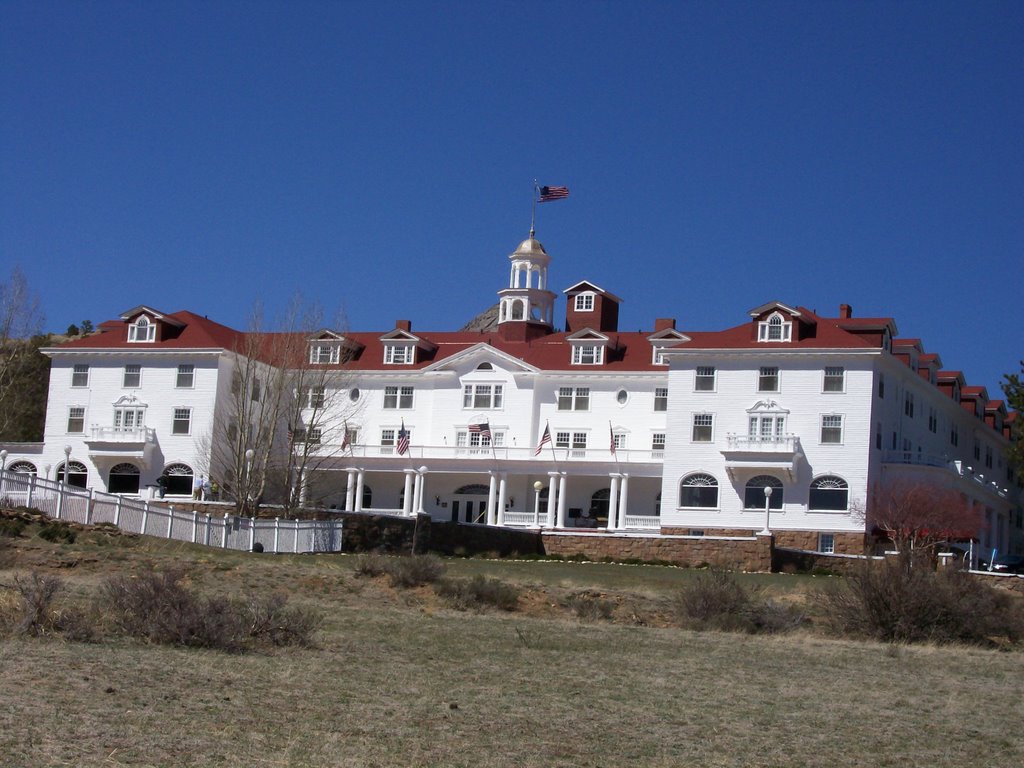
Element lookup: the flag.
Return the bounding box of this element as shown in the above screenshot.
[610,423,617,455]
[538,185,569,202]
[341,422,351,451]
[397,421,410,455]
[286,424,294,446]
[468,422,491,441]
[534,424,551,456]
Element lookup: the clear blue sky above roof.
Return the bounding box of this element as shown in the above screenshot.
[1,1,1021,396]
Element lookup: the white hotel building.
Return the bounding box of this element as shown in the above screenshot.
[2,234,1020,556]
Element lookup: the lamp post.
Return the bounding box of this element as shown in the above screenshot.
[244,448,255,509]
[759,485,773,536]
[63,445,72,486]
[533,480,544,527]
[1,449,8,472]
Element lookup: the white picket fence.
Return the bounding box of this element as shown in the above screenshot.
[0,468,342,554]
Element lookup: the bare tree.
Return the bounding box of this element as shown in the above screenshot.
[867,480,984,568]
[198,297,358,516]
[0,267,47,440]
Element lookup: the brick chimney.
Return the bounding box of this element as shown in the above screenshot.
[654,318,676,332]
[395,320,411,332]
[839,304,853,319]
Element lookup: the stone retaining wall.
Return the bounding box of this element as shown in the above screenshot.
[543,532,773,572]
[428,522,543,558]
[662,527,865,555]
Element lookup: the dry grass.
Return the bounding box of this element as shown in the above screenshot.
[0,518,1022,766]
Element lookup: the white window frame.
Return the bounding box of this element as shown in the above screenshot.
[571,344,604,365]
[123,364,141,388]
[654,387,669,412]
[309,343,340,365]
[557,387,590,411]
[652,345,670,366]
[72,364,89,388]
[176,364,195,389]
[555,430,588,456]
[758,366,779,393]
[574,293,595,311]
[113,406,145,430]
[462,383,504,410]
[820,414,843,444]
[823,366,845,393]
[818,533,835,554]
[380,428,396,453]
[383,385,414,409]
[384,343,415,365]
[651,432,666,457]
[691,413,714,442]
[695,366,716,391]
[172,407,192,436]
[67,406,86,433]
[128,316,156,343]
[757,312,792,342]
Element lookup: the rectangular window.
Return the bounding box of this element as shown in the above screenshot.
[695,366,716,391]
[555,431,570,449]
[875,423,882,450]
[818,533,835,554]
[575,294,594,311]
[985,446,993,469]
[123,364,141,388]
[176,364,194,388]
[251,378,261,402]
[654,387,669,412]
[309,344,339,364]
[692,413,714,442]
[878,374,885,398]
[928,407,937,434]
[612,433,626,450]
[308,386,325,409]
[557,387,590,411]
[172,408,192,435]
[823,367,845,392]
[67,407,85,433]
[463,383,504,409]
[384,344,413,364]
[904,392,914,417]
[950,425,959,447]
[821,414,843,444]
[651,432,666,456]
[380,428,395,453]
[571,344,602,365]
[383,386,414,409]
[758,367,779,392]
[114,408,144,429]
[72,364,89,387]
[973,439,980,461]
[303,428,322,445]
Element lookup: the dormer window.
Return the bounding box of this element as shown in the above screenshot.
[574,293,595,311]
[758,312,792,342]
[309,342,340,365]
[384,343,415,365]
[572,343,603,365]
[128,316,155,343]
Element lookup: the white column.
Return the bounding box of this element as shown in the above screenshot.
[607,474,621,531]
[496,473,508,526]
[298,469,307,506]
[403,469,416,516]
[545,471,558,528]
[617,473,630,530]
[344,469,356,511]
[415,467,428,515]
[486,472,498,526]
[556,473,568,528]
[354,469,365,511]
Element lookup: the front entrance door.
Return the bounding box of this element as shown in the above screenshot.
[451,484,490,524]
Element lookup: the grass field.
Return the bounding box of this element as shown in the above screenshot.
[1,520,1022,767]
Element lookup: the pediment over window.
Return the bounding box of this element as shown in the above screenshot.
[421,343,539,374]
[113,394,148,408]
[647,328,690,364]
[747,399,790,414]
[307,331,364,364]
[567,328,611,365]
[379,326,437,365]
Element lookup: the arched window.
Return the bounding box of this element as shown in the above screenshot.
[8,461,37,475]
[56,461,88,488]
[809,476,849,511]
[108,463,141,494]
[128,315,155,342]
[680,473,718,508]
[744,475,783,510]
[162,463,194,496]
[455,484,490,495]
[510,301,524,320]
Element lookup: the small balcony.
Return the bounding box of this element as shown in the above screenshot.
[84,426,157,465]
[882,452,1009,499]
[721,434,801,480]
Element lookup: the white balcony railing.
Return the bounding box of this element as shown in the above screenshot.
[883,453,1008,498]
[335,444,665,464]
[85,426,156,444]
[723,434,800,452]
[622,515,661,530]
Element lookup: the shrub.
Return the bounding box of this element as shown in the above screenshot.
[385,555,445,588]
[562,591,615,622]
[37,522,76,544]
[817,562,1024,646]
[352,553,389,578]
[435,575,520,612]
[12,571,64,636]
[0,519,26,538]
[244,593,322,647]
[102,569,247,652]
[675,570,803,634]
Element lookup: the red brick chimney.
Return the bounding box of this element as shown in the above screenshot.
[395,320,411,332]
[654,318,676,332]
[839,304,853,319]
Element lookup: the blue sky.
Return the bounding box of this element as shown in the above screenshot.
[2,1,1021,396]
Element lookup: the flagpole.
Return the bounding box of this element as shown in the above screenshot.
[530,179,538,237]
[610,420,619,467]
[546,420,559,470]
